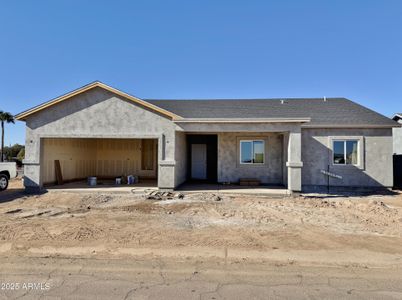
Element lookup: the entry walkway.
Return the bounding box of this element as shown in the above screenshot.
[177,182,290,196]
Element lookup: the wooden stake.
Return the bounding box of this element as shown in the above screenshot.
[55,160,63,185]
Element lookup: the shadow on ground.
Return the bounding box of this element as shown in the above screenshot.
[0,179,47,204]
[303,187,400,199]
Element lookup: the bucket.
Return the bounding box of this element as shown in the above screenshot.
[127,175,135,185]
[88,177,97,186]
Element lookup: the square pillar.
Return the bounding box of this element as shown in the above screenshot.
[23,132,42,192]
[158,161,176,190]
[286,129,303,193]
[157,133,176,190]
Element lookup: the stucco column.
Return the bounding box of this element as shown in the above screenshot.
[157,133,176,190]
[286,128,303,193]
[23,128,42,192]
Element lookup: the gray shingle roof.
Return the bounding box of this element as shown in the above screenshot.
[145,97,397,126]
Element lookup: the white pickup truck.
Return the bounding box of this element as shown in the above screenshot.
[0,162,17,191]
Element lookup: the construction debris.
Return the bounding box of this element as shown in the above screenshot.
[5,208,22,214]
[239,178,260,186]
[212,194,222,202]
[145,191,185,201]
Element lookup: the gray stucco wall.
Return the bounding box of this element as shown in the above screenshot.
[174,131,187,187]
[282,132,289,186]
[393,127,402,155]
[22,87,394,192]
[217,132,283,184]
[301,128,393,190]
[23,87,178,190]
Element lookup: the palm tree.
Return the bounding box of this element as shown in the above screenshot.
[0,111,15,162]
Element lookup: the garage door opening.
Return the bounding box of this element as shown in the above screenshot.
[41,138,158,189]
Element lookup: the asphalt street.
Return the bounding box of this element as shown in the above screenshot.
[1,256,401,299]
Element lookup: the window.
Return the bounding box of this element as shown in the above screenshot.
[240,140,265,164]
[333,140,358,165]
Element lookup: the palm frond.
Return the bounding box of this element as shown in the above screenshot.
[0,111,15,123]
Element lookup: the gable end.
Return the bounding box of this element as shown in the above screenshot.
[15,81,182,121]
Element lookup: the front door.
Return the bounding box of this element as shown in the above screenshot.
[191,144,207,179]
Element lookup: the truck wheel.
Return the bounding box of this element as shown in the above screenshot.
[0,174,8,191]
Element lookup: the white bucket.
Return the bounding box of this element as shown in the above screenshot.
[88,177,97,186]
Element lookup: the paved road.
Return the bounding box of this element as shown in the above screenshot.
[0,256,402,299]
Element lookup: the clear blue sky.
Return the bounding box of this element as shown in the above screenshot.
[1,0,401,146]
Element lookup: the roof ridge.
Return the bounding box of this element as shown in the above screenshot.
[145,97,347,101]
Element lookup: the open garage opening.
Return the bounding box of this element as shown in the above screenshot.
[40,138,158,189]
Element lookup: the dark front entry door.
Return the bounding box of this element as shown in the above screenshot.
[187,135,217,182]
[394,154,402,189]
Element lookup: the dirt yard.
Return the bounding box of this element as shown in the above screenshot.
[1,179,402,268]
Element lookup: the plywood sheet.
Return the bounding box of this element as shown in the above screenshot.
[41,138,157,184]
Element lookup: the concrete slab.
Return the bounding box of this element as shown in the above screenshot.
[177,182,290,196]
[45,180,289,196]
[45,180,157,194]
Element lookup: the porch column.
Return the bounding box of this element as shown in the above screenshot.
[286,128,303,193]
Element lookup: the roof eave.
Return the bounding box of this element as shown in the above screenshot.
[302,124,399,128]
[173,118,311,124]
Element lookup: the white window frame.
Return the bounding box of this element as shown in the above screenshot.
[332,139,359,166]
[239,140,265,165]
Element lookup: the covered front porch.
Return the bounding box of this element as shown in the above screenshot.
[174,119,306,193]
